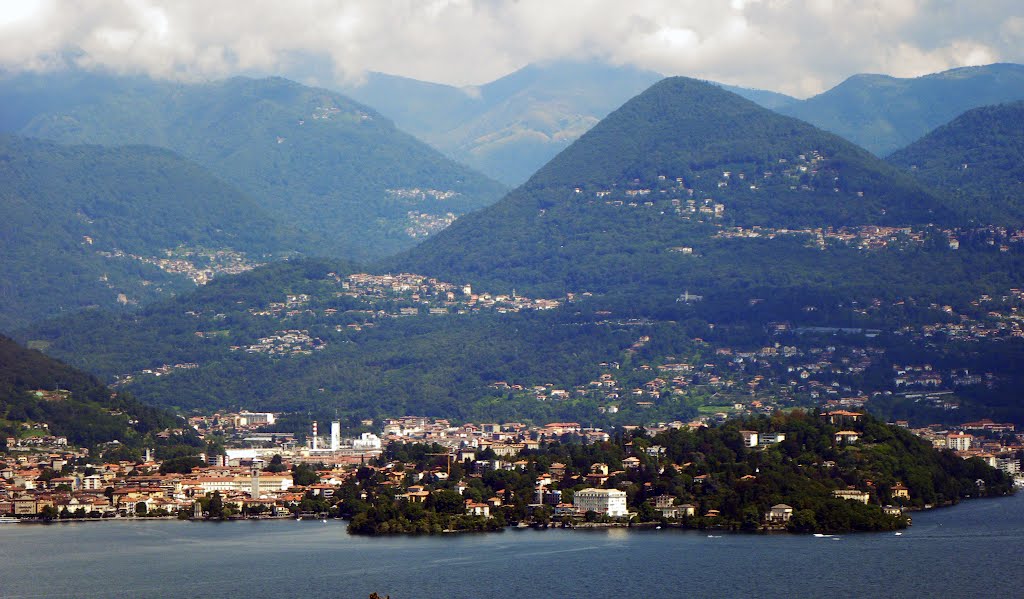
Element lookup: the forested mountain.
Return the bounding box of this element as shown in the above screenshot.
[0,334,193,452]
[0,70,507,260]
[0,134,296,330]
[392,76,952,296]
[779,63,1024,156]
[17,75,1024,425]
[13,74,1024,428]
[889,101,1024,224]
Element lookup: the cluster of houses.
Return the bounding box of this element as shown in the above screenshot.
[97,246,261,286]
[232,329,326,356]
[404,211,457,238]
[898,419,1023,479]
[0,452,345,518]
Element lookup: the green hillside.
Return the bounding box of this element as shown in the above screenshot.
[0,71,507,260]
[0,334,196,453]
[0,134,296,330]
[393,76,951,296]
[14,77,1024,428]
[779,63,1024,156]
[889,101,1024,223]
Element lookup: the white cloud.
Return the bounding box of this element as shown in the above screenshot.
[0,0,1020,96]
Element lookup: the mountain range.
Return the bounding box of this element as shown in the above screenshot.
[392,76,952,296]
[0,70,508,261]
[18,74,1024,427]
[339,60,797,185]
[779,63,1024,156]
[6,58,1024,429]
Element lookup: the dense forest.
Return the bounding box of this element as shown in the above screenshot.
[889,101,1024,223]
[16,246,1024,427]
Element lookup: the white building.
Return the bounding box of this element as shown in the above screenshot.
[238,411,276,426]
[947,433,973,452]
[331,421,341,451]
[573,488,628,517]
[192,474,293,495]
[352,432,382,451]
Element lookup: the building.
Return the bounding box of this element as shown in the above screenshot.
[237,411,276,426]
[835,431,860,444]
[946,433,973,452]
[832,489,870,504]
[766,504,793,523]
[573,488,628,517]
[352,433,382,451]
[330,421,341,451]
[739,430,759,448]
[891,483,910,500]
[758,432,786,446]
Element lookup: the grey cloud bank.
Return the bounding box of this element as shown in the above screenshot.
[1,0,1022,96]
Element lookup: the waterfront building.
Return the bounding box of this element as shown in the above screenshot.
[573,488,628,517]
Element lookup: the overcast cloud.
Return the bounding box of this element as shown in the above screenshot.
[0,0,1021,97]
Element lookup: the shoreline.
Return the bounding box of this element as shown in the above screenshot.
[10,491,1015,534]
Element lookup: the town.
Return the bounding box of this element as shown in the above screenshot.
[2,402,1020,530]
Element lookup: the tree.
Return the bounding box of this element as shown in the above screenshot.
[135,501,148,516]
[265,454,287,473]
[160,455,206,474]
[208,491,225,520]
[293,463,320,486]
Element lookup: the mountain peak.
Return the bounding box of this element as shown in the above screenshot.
[395,75,948,295]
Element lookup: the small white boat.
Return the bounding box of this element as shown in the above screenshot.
[813,533,833,538]
[0,517,20,524]
[894,532,903,536]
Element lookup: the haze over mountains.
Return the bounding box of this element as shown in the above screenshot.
[0,70,508,260]
[339,61,666,185]
[339,60,797,185]
[779,63,1024,157]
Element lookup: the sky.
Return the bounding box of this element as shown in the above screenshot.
[0,0,1021,97]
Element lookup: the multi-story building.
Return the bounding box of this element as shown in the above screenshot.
[573,488,628,517]
[947,433,973,452]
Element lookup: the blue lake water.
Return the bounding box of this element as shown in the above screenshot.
[2,493,1023,598]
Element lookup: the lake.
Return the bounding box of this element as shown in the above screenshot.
[2,493,1023,598]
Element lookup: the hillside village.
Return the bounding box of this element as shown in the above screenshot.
[99,245,266,285]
